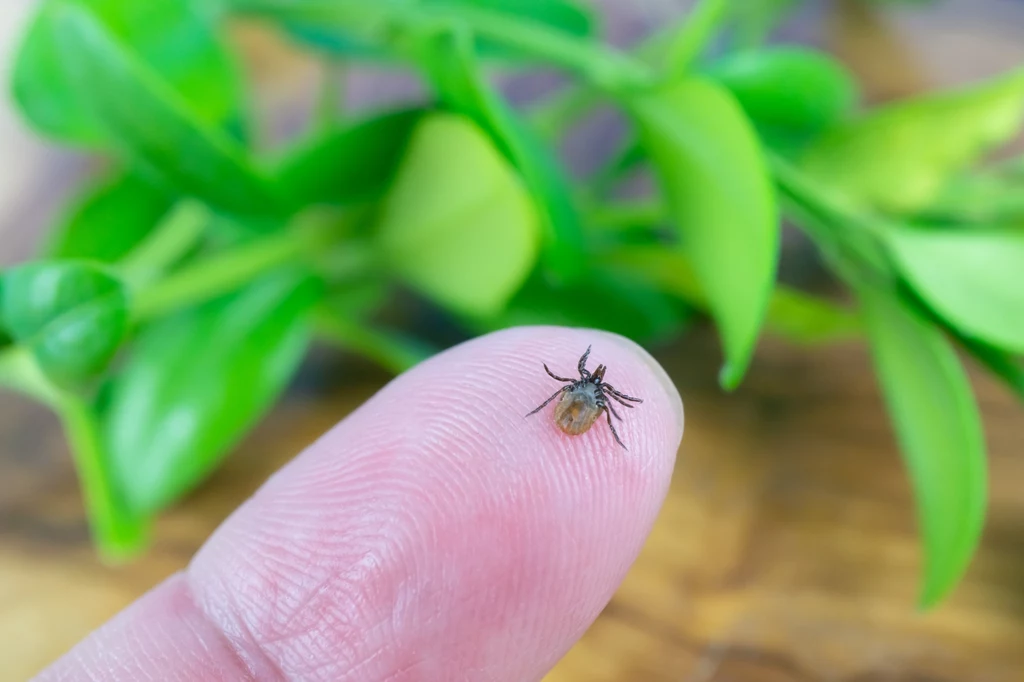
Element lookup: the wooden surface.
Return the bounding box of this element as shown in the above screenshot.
[4,1,1024,680]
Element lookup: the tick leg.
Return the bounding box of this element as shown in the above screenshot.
[607,392,637,409]
[602,383,644,403]
[525,386,569,417]
[604,407,628,450]
[577,345,592,378]
[605,400,624,421]
[544,364,574,382]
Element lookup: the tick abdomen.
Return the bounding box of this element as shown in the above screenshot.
[553,384,601,435]
[524,345,643,449]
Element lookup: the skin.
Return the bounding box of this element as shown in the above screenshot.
[34,326,684,682]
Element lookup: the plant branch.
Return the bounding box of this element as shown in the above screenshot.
[0,346,63,408]
[131,213,347,321]
[58,396,148,562]
[313,309,435,374]
[0,348,146,560]
[528,0,729,138]
[529,83,604,140]
[767,152,895,285]
[448,6,652,91]
[120,199,210,290]
[660,0,731,77]
[237,0,653,92]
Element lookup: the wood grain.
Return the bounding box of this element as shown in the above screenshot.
[549,333,1024,682]
[3,1,1024,680]
[4,333,1024,681]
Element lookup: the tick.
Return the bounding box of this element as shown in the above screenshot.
[524,345,643,450]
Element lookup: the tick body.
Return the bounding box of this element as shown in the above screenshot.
[524,345,643,450]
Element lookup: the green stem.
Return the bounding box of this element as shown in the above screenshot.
[120,199,210,290]
[527,1,726,138]
[584,198,666,231]
[585,137,646,196]
[661,0,731,76]
[449,6,652,91]
[132,217,342,322]
[0,347,63,408]
[243,0,673,146]
[240,0,654,92]
[58,396,148,562]
[767,152,894,283]
[313,309,434,375]
[0,348,146,560]
[584,155,895,295]
[530,84,603,140]
[581,158,894,288]
[604,246,861,346]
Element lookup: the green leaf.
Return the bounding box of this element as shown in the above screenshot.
[628,78,780,389]
[44,169,175,263]
[52,3,280,217]
[418,28,588,282]
[12,0,245,145]
[605,245,860,345]
[858,284,987,608]
[273,108,423,209]
[703,46,859,143]
[375,113,541,318]
[885,226,1024,353]
[102,269,320,514]
[800,68,1024,214]
[0,261,128,386]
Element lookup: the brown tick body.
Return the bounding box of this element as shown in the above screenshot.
[524,345,643,450]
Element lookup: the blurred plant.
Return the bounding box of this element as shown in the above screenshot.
[0,0,1019,610]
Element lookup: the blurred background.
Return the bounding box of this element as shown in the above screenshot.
[3,0,1024,680]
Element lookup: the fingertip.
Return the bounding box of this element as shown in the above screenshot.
[41,326,687,682]
[497,326,683,488]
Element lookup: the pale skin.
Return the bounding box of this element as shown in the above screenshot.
[34,326,684,682]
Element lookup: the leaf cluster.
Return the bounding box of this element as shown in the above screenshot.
[2,0,1019,609]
